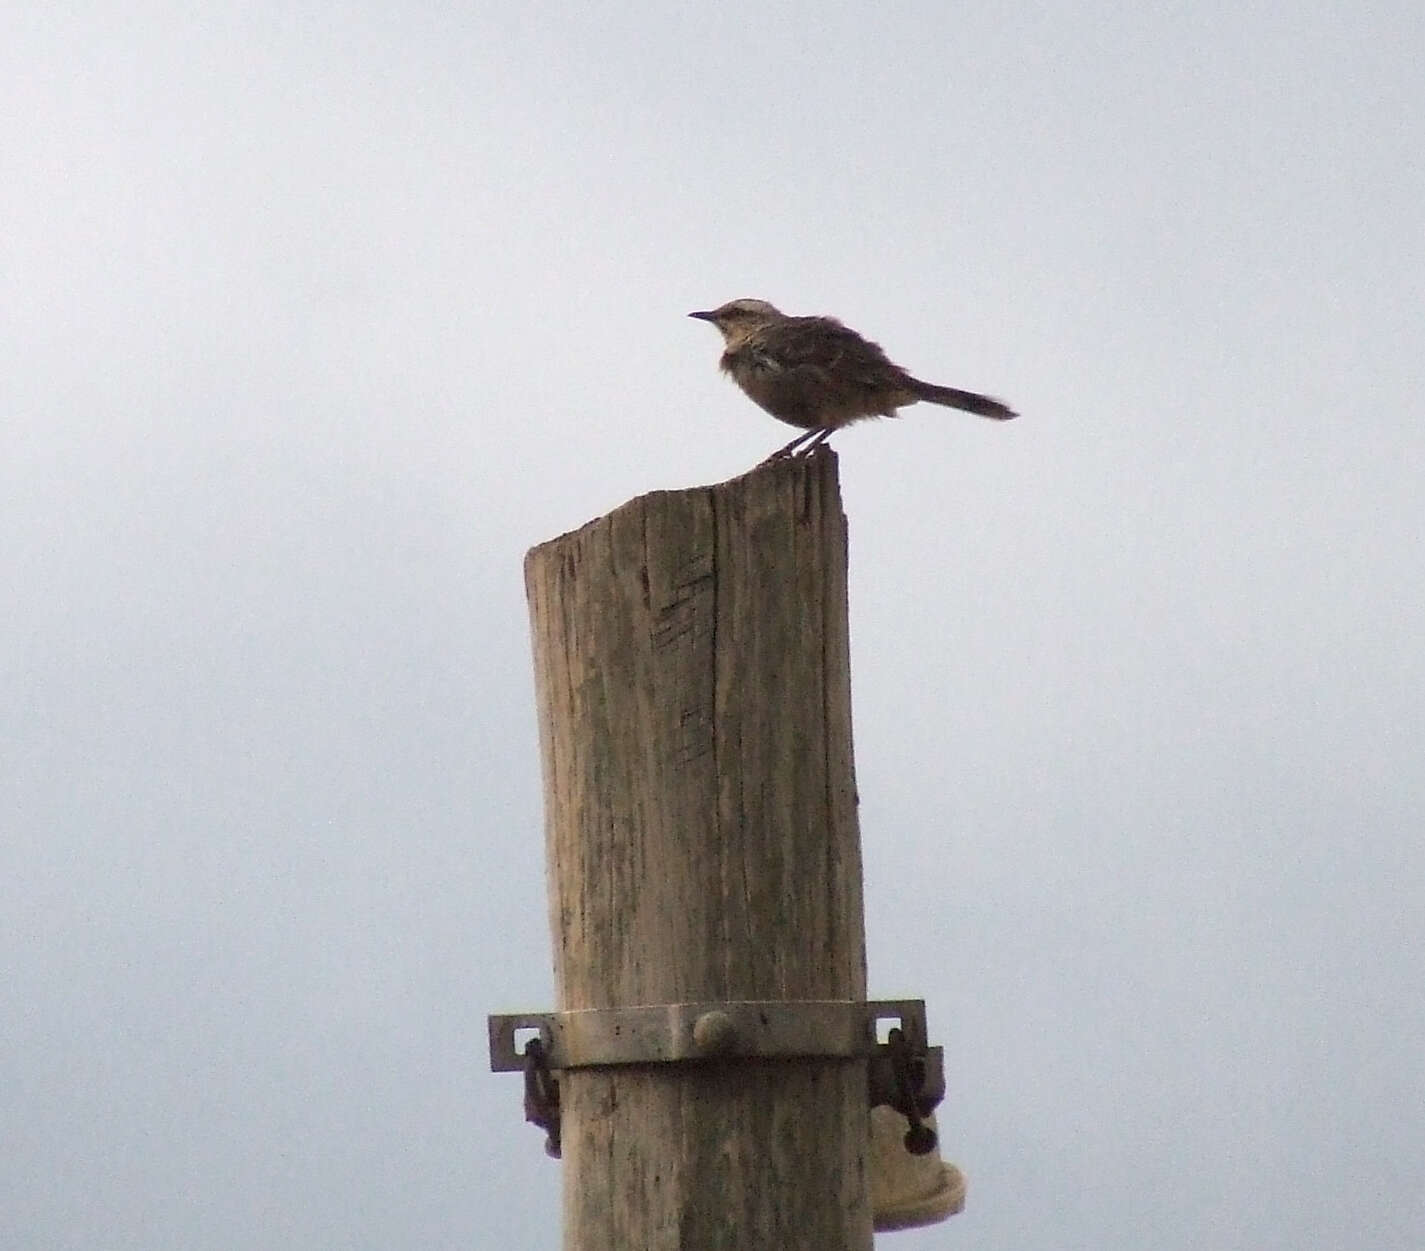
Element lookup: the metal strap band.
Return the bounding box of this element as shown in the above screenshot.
[489,998,928,1072]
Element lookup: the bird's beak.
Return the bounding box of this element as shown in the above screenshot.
[688,310,716,322]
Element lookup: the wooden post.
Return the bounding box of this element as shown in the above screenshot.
[524,451,871,1250]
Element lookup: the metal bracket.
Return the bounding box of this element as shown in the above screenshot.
[489,998,945,1158]
[491,998,891,1069]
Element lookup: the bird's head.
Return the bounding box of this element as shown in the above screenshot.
[688,298,783,343]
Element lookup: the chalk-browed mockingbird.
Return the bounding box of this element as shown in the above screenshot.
[690,298,1016,460]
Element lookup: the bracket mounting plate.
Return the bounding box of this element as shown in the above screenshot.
[488,998,929,1071]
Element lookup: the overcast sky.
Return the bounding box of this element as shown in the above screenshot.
[4,3,1422,1248]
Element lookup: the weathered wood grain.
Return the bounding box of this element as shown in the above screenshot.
[525,451,870,1250]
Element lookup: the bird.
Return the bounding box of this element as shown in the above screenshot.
[689,298,1016,460]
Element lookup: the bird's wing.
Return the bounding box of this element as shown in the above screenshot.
[754,316,905,386]
[732,316,916,425]
[767,316,885,368]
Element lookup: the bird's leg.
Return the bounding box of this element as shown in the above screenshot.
[792,428,833,457]
[760,428,828,465]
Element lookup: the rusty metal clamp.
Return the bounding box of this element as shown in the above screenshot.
[521,1036,561,1158]
[489,998,945,1159]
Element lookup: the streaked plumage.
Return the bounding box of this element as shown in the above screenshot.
[690,298,1016,459]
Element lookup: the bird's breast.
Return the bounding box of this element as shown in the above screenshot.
[721,346,821,428]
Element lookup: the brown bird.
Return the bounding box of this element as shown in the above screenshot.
[690,298,1016,460]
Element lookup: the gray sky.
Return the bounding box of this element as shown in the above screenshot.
[4,3,1422,1248]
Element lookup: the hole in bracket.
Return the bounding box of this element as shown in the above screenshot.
[873,1015,902,1045]
[513,1026,544,1054]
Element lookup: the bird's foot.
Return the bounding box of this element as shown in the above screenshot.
[793,429,834,458]
[760,428,832,465]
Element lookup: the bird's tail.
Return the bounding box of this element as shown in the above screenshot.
[910,378,1017,420]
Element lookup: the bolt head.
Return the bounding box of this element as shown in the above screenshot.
[692,1010,738,1055]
